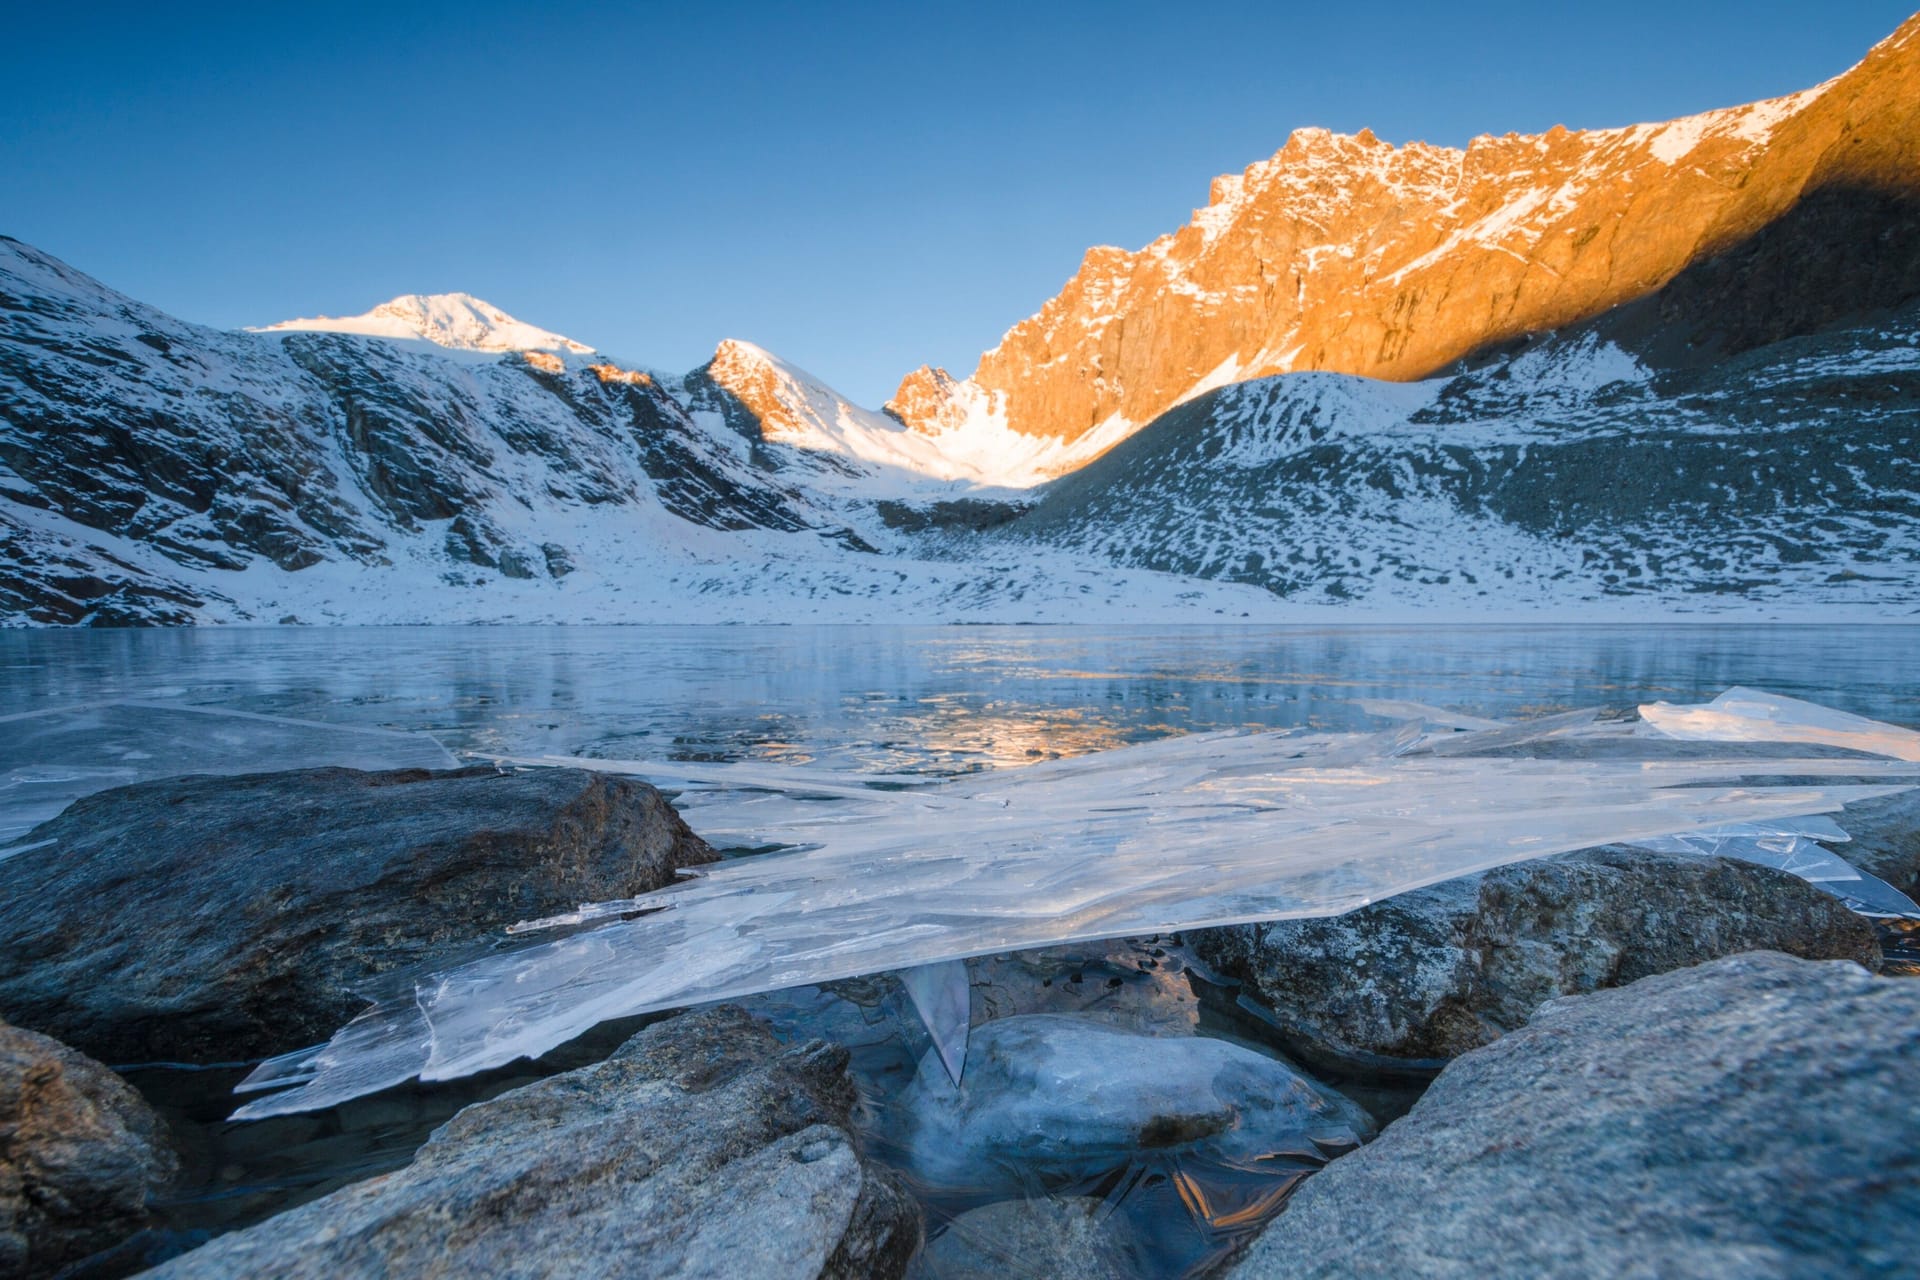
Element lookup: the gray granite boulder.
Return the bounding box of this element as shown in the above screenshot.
[0,1019,176,1279]
[0,765,715,1064]
[1190,846,1880,1067]
[1831,788,1920,899]
[1228,951,1920,1279]
[148,1005,918,1279]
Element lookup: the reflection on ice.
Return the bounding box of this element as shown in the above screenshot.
[0,701,456,850]
[234,689,1920,1119]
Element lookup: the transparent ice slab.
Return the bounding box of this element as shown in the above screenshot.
[233,690,1920,1119]
[901,959,972,1085]
[0,701,458,851]
[1642,687,1920,761]
[1627,816,1920,918]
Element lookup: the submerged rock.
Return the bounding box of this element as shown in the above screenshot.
[0,1019,176,1279]
[0,766,715,1064]
[890,1015,1370,1193]
[148,1006,918,1279]
[912,1197,1127,1280]
[1190,846,1880,1067]
[1228,951,1920,1278]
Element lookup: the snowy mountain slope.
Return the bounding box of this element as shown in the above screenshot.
[982,317,1920,613]
[258,295,1047,502]
[0,238,847,620]
[676,339,1073,493]
[0,238,1277,624]
[252,292,594,354]
[3,234,1915,626]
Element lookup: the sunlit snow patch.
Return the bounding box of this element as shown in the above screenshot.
[231,689,1919,1119]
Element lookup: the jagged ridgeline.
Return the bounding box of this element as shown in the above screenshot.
[1,15,1917,625]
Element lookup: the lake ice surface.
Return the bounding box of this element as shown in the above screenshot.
[4,625,1916,1108]
[6,625,1919,1270]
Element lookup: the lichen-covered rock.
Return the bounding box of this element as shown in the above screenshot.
[0,1019,176,1279]
[0,765,716,1064]
[890,1015,1370,1192]
[1227,952,1920,1279]
[148,1007,918,1280]
[1189,846,1880,1066]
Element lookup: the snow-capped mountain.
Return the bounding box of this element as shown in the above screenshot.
[253,292,594,355]
[3,17,1916,626]
[4,230,1912,626]
[676,339,1102,491]
[887,13,1920,473]
[0,238,1269,625]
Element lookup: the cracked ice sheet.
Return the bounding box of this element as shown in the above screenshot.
[234,694,1920,1119]
[0,702,457,851]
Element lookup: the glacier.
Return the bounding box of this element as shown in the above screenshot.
[228,688,1920,1119]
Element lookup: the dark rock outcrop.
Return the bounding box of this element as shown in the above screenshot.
[0,766,716,1065]
[0,1019,176,1279]
[147,1006,918,1280]
[1190,846,1880,1067]
[1227,951,1920,1278]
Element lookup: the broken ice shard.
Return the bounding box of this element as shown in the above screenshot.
[1641,687,1920,761]
[231,689,1920,1119]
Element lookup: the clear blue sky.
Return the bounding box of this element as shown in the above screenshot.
[3,1,1911,404]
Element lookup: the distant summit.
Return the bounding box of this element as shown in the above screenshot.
[253,291,593,355]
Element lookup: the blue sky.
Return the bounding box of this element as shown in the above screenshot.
[3,1,1911,403]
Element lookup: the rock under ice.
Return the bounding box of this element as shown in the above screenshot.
[0,702,457,851]
[226,688,1920,1119]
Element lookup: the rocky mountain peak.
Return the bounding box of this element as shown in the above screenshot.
[254,291,593,354]
[886,13,1920,471]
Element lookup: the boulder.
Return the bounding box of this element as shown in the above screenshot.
[1227,951,1920,1278]
[0,1019,176,1279]
[0,766,715,1064]
[912,1198,1127,1280]
[1189,846,1880,1067]
[1831,788,1920,900]
[147,1006,918,1279]
[889,1015,1370,1193]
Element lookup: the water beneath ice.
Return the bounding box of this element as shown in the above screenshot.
[5,624,1920,1276]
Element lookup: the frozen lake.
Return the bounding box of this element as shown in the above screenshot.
[6,623,1919,779]
[6,623,1919,1274]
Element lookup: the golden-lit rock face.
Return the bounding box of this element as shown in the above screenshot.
[522,350,566,375]
[890,15,1920,456]
[587,362,651,386]
[883,364,970,433]
[702,338,823,444]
